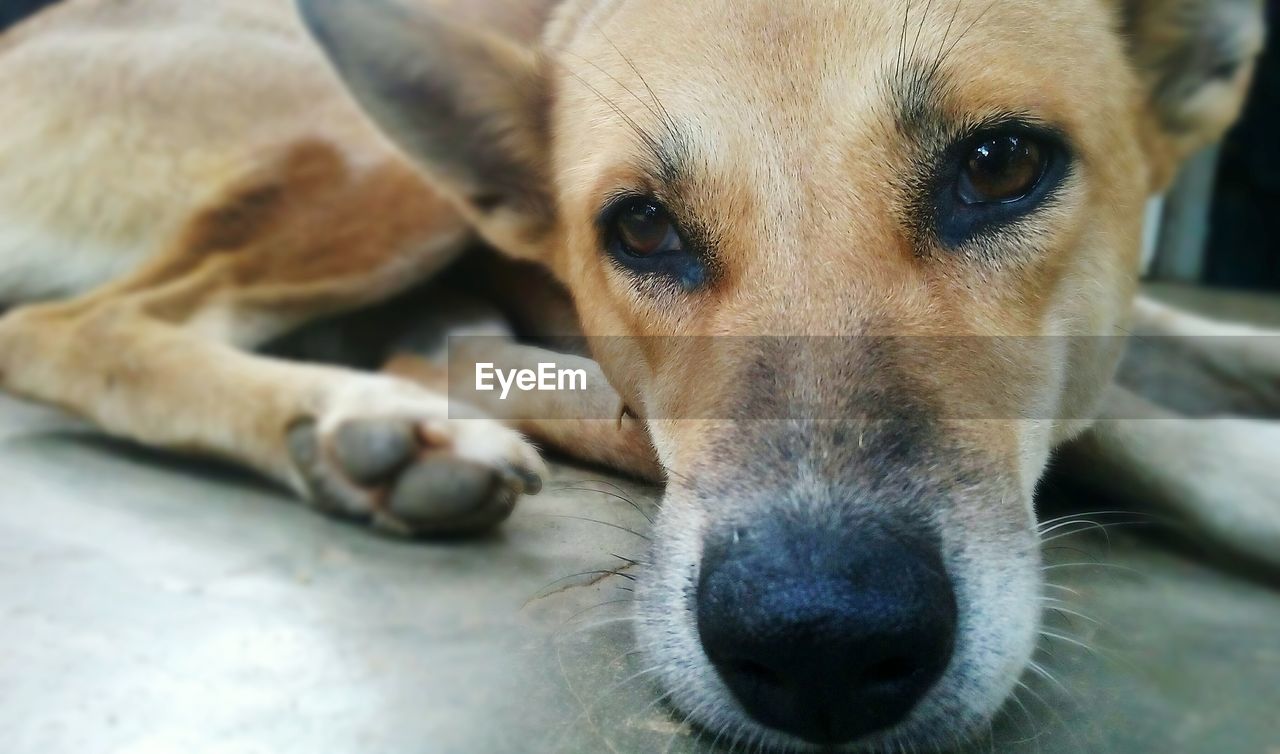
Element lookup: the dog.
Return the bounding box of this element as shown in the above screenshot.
[0,0,1273,749]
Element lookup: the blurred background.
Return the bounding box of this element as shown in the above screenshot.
[1149,0,1278,291]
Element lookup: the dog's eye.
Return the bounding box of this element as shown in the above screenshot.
[957,135,1046,205]
[601,196,708,290]
[613,200,684,258]
[931,125,1068,247]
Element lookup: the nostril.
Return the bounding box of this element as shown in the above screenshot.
[862,655,921,687]
[728,658,787,691]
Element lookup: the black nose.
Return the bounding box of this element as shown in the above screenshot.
[696,519,957,745]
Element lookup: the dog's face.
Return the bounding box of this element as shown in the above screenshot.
[302,0,1263,748]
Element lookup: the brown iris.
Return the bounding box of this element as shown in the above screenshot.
[614,200,682,257]
[958,135,1047,205]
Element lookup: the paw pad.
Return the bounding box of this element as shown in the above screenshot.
[287,414,541,538]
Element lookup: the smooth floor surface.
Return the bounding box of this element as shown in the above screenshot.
[3,286,1280,754]
[3,393,1279,754]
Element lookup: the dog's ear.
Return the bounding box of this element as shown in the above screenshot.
[298,0,553,259]
[1117,0,1266,190]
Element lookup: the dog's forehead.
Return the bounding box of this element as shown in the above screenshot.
[553,0,1117,59]
[550,0,1129,208]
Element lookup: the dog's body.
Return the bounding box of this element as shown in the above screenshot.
[0,0,1274,750]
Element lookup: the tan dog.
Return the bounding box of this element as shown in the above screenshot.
[0,0,1273,749]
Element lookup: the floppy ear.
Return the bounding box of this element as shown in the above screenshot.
[297,0,553,258]
[1117,0,1266,190]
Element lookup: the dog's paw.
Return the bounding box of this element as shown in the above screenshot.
[285,377,545,537]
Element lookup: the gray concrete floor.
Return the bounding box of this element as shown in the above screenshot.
[3,287,1280,754]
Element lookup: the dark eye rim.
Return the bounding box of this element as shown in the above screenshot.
[597,193,710,290]
[930,121,1072,248]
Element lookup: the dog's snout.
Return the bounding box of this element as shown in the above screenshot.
[695,520,957,745]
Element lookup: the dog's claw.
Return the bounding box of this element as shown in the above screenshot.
[498,462,543,496]
[518,467,544,496]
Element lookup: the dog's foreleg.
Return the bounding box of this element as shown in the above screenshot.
[1057,385,1280,572]
[0,295,546,537]
[0,156,546,536]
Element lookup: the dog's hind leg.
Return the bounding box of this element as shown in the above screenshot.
[1117,295,1280,417]
[0,145,545,537]
[1057,386,1280,574]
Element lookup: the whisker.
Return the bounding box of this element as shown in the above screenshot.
[1004,682,1050,748]
[554,59,667,161]
[555,598,637,633]
[1027,659,1076,704]
[708,710,734,754]
[555,615,636,641]
[1036,510,1155,532]
[920,0,966,85]
[555,663,665,749]
[1043,544,1102,563]
[668,699,709,754]
[664,464,697,487]
[611,553,647,567]
[530,513,652,541]
[898,0,915,74]
[593,24,681,144]
[1041,521,1159,548]
[1039,629,1096,654]
[604,646,645,667]
[1042,582,1084,599]
[560,48,671,140]
[561,477,651,500]
[1041,561,1142,577]
[661,681,717,754]
[935,0,1001,70]
[1041,594,1102,618]
[1018,680,1090,754]
[934,0,964,65]
[548,484,656,525]
[1043,603,1106,632]
[531,568,637,600]
[909,0,939,63]
[631,683,678,723]
[1042,512,1185,545]
[1039,519,1117,549]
